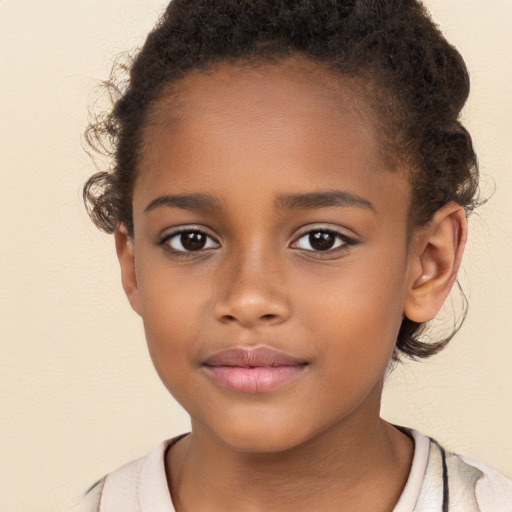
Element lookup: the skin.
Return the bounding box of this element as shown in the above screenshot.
[115,57,467,512]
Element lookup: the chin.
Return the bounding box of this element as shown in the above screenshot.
[201,413,318,454]
[218,430,304,454]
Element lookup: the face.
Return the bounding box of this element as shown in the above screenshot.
[124,58,416,452]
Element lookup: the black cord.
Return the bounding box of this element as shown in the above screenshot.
[430,439,450,512]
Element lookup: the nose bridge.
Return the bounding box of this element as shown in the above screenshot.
[214,241,290,327]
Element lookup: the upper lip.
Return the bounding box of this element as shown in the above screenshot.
[204,346,307,367]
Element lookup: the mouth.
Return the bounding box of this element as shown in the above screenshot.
[203,346,308,394]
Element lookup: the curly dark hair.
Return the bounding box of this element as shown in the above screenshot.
[83,0,480,361]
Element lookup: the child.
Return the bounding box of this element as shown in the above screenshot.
[73,0,512,510]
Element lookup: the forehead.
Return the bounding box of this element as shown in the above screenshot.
[149,57,372,127]
[135,57,409,216]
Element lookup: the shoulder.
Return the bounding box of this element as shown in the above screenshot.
[66,434,187,512]
[412,430,512,512]
[67,478,105,512]
[447,451,512,512]
[66,451,155,512]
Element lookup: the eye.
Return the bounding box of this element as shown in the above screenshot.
[293,229,352,252]
[160,229,219,252]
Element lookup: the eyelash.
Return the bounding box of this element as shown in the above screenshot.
[291,228,357,257]
[157,226,357,257]
[158,227,219,255]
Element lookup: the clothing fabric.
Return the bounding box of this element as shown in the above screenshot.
[68,429,512,512]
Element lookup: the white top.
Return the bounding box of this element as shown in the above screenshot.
[68,429,512,512]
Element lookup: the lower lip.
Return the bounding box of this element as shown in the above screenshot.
[204,365,306,393]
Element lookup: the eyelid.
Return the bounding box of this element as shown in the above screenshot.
[158,225,221,252]
[290,225,358,252]
[156,224,357,256]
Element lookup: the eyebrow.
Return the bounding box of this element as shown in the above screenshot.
[275,190,376,213]
[144,193,222,213]
[144,189,376,214]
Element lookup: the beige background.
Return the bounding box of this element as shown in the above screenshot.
[0,1,511,511]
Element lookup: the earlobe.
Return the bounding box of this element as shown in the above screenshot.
[114,223,141,316]
[404,203,467,323]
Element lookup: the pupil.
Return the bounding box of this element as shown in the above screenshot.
[181,232,206,251]
[310,232,335,251]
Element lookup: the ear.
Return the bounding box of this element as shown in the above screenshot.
[404,203,467,323]
[114,223,141,316]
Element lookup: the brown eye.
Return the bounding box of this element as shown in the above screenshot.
[309,232,336,251]
[181,232,207,251]
[163,229,219,252]
[294,229,350,252]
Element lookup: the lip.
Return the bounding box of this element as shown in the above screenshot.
[203,346,308,393]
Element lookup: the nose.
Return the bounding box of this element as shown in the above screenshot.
[214,250,291,328]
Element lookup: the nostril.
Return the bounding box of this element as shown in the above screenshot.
[219,312,280,325]
[215,295,290,326]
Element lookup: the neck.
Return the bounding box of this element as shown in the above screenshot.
[166,401,413,512]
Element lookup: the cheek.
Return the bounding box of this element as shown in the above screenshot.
[302,258,406,325]
[136,265,213,381]
[295,255,407,366]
